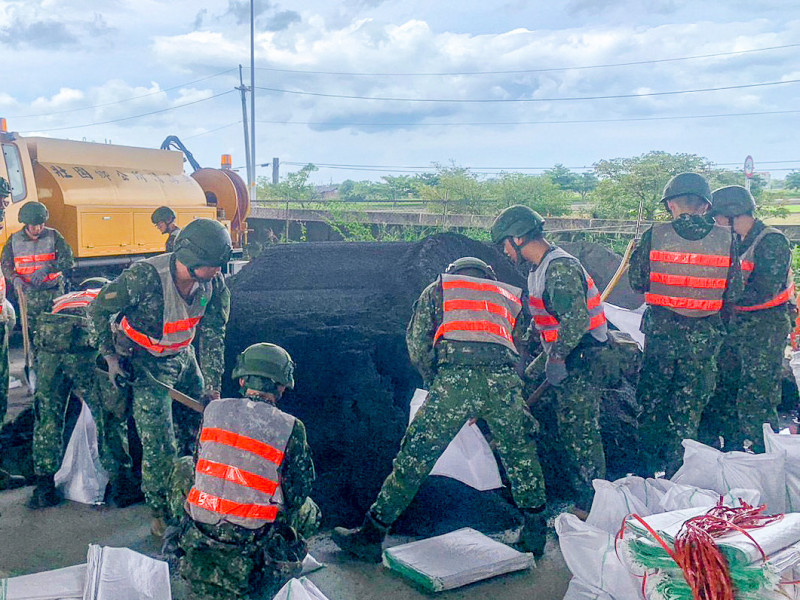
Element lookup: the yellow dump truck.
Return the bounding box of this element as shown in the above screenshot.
[0,127,249,270]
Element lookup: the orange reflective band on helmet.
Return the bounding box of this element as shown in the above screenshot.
[650,272,728,290]
[442,279,522,306]
[650,250,732,268]
[741,260,755,272]
[200,427,285,465]
[196,458,279,496]
[162,316,203,334]
[442,299,517,326]
[120,316,194,354]
[735,285,796,312]
[645,293,724,311]
[434,320,513,345]
[187,488,279,522]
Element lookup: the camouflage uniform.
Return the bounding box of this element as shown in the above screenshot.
[700,219,793,452]
[526,255,608,510]
[630,214,742,475]
[0,227,73,346]
[369,280,546,526]
[90,255,230,517]
[166,409,319,599]
[165,226,181,253]
[31,303,129,483]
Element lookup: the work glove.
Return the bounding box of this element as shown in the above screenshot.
[545,355,568,386]
[11,276,26,295]
[29,268,49,286]
[103,354,129,389]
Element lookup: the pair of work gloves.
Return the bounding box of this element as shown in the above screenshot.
[524,352,568,387]
[12,268,51,290]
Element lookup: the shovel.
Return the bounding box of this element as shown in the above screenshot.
[16,284,36,395]
[143,369,206,414]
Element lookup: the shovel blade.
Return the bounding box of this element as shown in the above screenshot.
[24,365,37,396]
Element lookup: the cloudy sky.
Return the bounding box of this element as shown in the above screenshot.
[1,0,799,185]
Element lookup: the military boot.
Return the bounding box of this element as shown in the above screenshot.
[0,467,26,490]
[331,512,388,562]
[27,475,62,509]
[517,509,547,557]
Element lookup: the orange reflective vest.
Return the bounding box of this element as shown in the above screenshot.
[736,225,796,312]
[527,247,608,351]
[11,228,62,287]
[434,274,523,354]
[645,223,732,318]
[187,397,296,530]
[119,253,211,357]
[52,289,100,314]
[0,275,5,315]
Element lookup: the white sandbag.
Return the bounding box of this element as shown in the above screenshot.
[54,401,109,505]
[671,439,786,513]
[555,513,644,600]
[409,389,502,491]
[648,478,761,512]
[603,303,645,349]
[83,545,171,600]
[586,476,654,535]
[300,553,324,575]
[382,527,534,592]
[272,577,330,600]
[562,577,617,600]
[763,423,800,512]
[0,564,85,600]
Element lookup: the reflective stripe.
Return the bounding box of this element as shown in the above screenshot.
[736,285,796,312]
[442,299,517,326]
[200,427,285,465]
[196,458,279,496]
[442,279,522,306]
[645,293,724,311]
[534,314,559,327]
[187,487,278,522]
[163,316,203,334]
[650,272,728,290]
[531,308,607,342]
[434,320,514,345]
[120,316,194,354]
[741,260,755,272]
[14,252,56,265]
[650,250,732,268]
[587,293,602,310]
[52,289,99,314]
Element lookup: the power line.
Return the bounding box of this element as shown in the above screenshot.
[256,107,800,127]
[19,90,236,134]
[6,69,238,120]
[255,78,800,103]
[252,43,800,77]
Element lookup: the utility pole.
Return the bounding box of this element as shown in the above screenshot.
[236,65,252,195]
[272,157,279,184]
[250,0,257,203]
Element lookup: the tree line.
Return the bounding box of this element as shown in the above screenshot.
[257,152,800,220]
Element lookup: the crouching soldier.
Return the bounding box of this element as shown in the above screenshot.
[332,256,547,561]
[167,343,320,599]
[28,278,135,508]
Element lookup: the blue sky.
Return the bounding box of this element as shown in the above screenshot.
[1,0,799,185]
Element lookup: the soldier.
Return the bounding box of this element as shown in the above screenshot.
[1,201,74,349]
[629,173,740,476]
[332,256,547,561]
[90,218,231,535]
[167,343,320,600]
[27,278,136,508]
[700,185,794,453]
[0,177,25,491]
[491,205,608,511]
[152,206,181,253]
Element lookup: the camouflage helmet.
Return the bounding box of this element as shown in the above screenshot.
[710,185,756,218]
[151,206,176,224]
[661,172,712,205]
[0,177,10,197]
[490,205,545,244]
[174,218,232,269]
[445,257,497,280]
[19,201,49,225]
[232,343,295,389]
[79,276,110,290]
